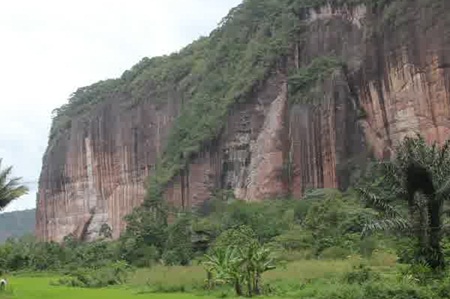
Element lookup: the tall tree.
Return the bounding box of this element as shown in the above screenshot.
[357,135,450,271]
[0,159,28,210]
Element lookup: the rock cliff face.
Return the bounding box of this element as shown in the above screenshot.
[36,0,450,241]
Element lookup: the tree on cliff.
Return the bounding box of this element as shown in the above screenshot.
[357,135,450,271]
[0,159,28,210]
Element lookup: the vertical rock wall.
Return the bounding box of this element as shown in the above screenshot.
[37,93,182,241]
[36,1,450,241]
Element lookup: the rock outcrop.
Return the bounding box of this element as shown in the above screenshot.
[36,0,450,241]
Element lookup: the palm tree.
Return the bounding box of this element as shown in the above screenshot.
[357,135,450,270]
[0,159,28,210]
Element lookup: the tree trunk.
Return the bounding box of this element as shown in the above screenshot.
[234,280,243,297]
[206,271,213,289]
[409,194,428,263]
[427,198,444,270]
[253,272,262,295]
[418,202,428,258]
[247,271,253,297]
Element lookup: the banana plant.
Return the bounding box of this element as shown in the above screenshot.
[203,243,276,297]
[251,245,276,295]
[241,243,276,296]
[203,246,245,296]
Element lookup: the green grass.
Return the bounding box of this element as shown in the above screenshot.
[128,252,398,293]
[0,276,212,299]
[0,254,400,299]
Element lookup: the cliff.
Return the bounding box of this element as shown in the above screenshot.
[36,0,450,241]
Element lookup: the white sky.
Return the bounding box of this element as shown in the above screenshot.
[0,0,242,212]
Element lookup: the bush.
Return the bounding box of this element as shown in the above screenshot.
[56,261,131,288]
[212,225,259,251]
[343,264,380,284]
[398,262,434,285]
[363,282,433,299]
[433,277,450,299]
[163,214,193,266]
[274,226,314,251]
[316,284,364,299]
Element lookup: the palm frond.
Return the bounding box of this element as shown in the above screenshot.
[0,161,28,210]
[362,217,410,236]
[436,178,450,201]
[0,165,13,187]
[356,187,402,218]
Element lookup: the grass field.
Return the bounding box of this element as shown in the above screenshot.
[0,252,398,299]
[0,276,215,299]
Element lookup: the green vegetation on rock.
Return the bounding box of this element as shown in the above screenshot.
[46,0,424,206]
[288,56,343,104]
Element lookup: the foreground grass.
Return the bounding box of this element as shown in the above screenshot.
[0,253,399,299]
[0,276,213,299]
[129,251,398,294]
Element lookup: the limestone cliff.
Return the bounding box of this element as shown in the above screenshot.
[36,0,450,241]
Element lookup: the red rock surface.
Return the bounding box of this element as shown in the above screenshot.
[36,1,450,241]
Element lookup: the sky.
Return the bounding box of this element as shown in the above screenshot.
[0,0,242,213]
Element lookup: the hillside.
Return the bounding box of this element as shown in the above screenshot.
[0,209,35,242]
[37,0,450,242]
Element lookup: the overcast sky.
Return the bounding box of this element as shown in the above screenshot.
[0,0,242,213]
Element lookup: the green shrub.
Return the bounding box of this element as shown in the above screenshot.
[316,284,364,299]
[56,261,131,288]
[343,264,380,284]
[273,226,314,251]
[212,225,259,251]
[433,277,450,299]
[398,262,434,285]
[163,214,193,266]
[363,282,433,299]
[288,56,343,104]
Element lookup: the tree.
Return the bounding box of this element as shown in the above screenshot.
[212,225,259,252]
[357,135,450,271]
[0,159,28,210]
[119,204,168,266]
[242,243,276,296]
[202,242,276,297]
[163,213,193,266]
[203,246,245,296]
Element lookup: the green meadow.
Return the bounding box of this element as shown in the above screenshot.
[0,254,398,299]
[0,276,209,299]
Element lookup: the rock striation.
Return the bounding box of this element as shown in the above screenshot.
[36,0,450,241]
